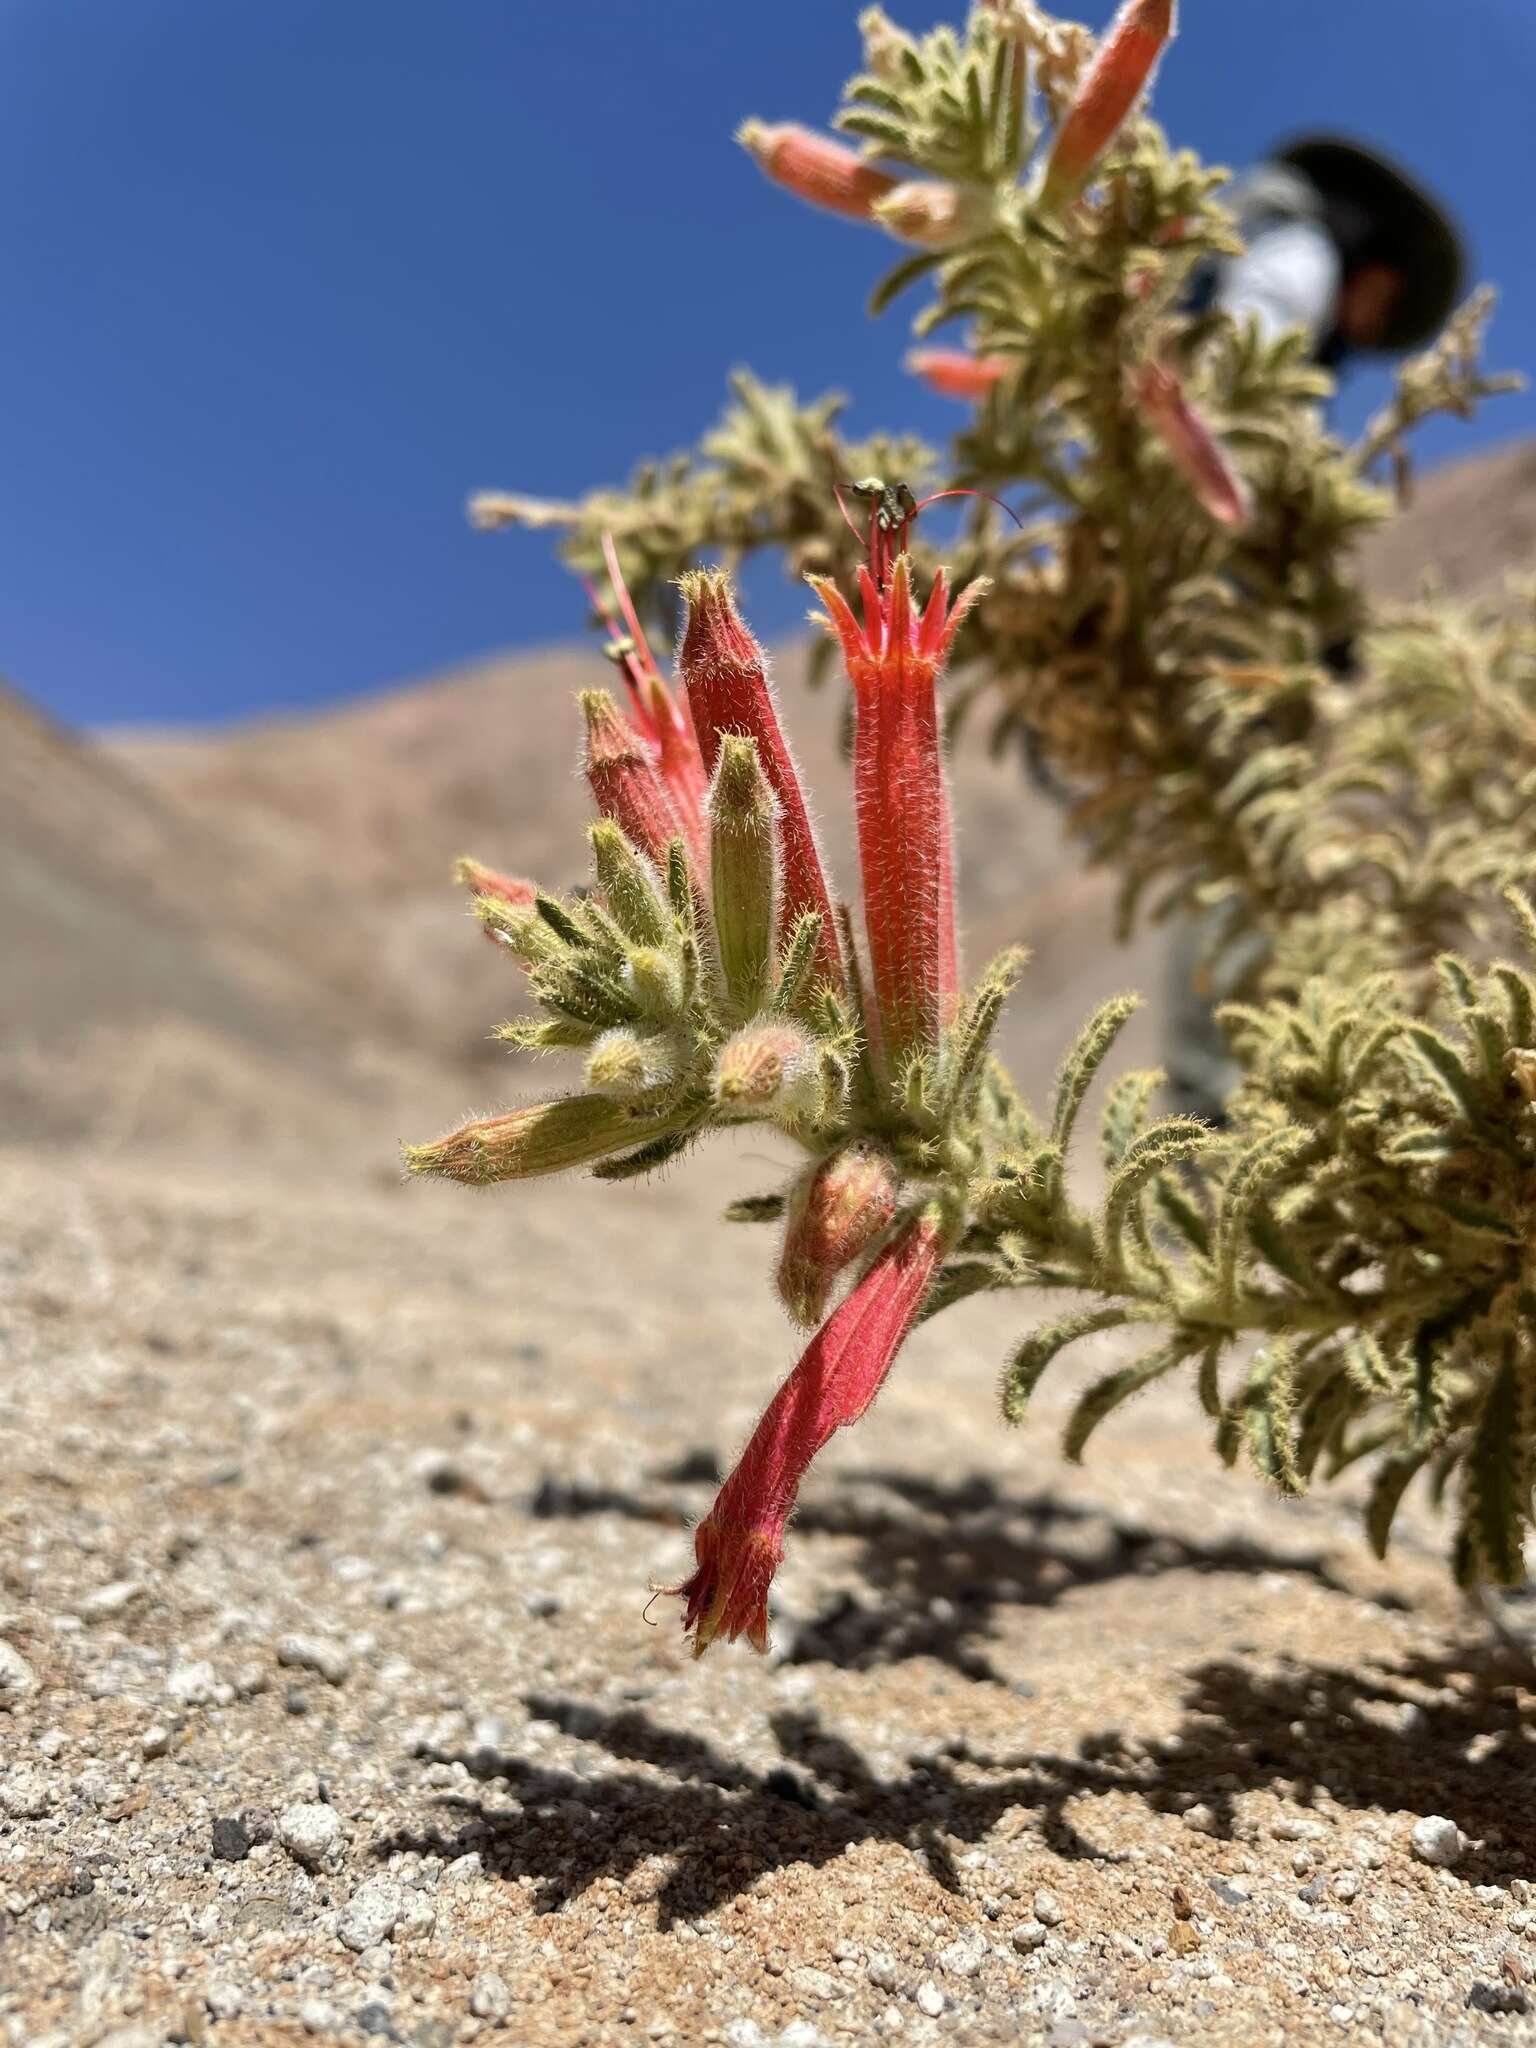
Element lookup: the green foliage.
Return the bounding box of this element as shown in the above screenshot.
[448,0,1536,1590]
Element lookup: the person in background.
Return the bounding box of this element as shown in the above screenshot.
[1166,135,1468,1125]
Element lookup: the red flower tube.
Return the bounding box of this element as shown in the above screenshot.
[673,1205,953,1654]
[678,572,845,993]
[809,557,986,1069]
[905,347,1012,403]
[1133,362,1251,529]
[581,690,693,878]
[737,120,901,223]
[1040,0,1176,211]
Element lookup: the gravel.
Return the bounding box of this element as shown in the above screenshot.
[276,1800,346,1869]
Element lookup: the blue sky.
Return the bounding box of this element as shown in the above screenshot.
[3,0,1533,728]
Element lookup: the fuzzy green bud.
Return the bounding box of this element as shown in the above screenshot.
[585,1028,679,1100]
[625,947,684,1022]
[709,735,781,1022]
[405,1095,686,1185]
[590,820,670,947]
[712,1022,822,1123]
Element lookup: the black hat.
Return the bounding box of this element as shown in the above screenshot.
[1274,135,1467,353]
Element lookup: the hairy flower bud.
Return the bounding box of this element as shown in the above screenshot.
[678,571,844,993]
[585,1028,678,1100]
[873,180,985,248]
[709,736,781,1022]
[712,1022,820,1121]
[1132,361,1250,529]
[581,690,693,879]
[589,820,670,948]
[737,119,900,222]
[624,947,685,1023]
[777,1146,900,1327]
[405,1095,686,1185]
[905,347,1012,402]
[1040,0,1176,211]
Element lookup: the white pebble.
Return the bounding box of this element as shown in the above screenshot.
[470,1973,511,2018]
[0,1642,38,1701]
[35,1728,66,1761]
[75,1580,145,1623]
[299,2000,337,2036]
[140,1724,173,1760]
[938,1935,984,1979]
[1410,1815,1462,1868]
[1012,1921,1048,1953]
[0,1769,51,1819]
[915,1981,944,2017]
[337,1876,405,1953]
[1032,1887,1065,1926]
[204,1984,243,2021]
[276,1801,345,1869]
[867,1953,898,1990]
[167,1660,223,1708]
[276,1635,353,1686]
[1332,1871,1360,1901]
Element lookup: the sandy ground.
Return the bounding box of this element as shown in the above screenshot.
[4,1124,1536,2048]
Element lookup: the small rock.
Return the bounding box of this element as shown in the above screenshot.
[443,1852,483,1883]
[35,1727,66,1760]
[721,2024,768,2048]
[204,1984,244,2022]
[167,1661,223,1708]
[1332,1871,1361,1902]
[337,1876,405,1953]
[1410,1815,1463,1868]
[141,1723,173,1760]
[867,1953,899,1990]
[0,1768,51,1819]
[779,2026,826,2048]
[1032,1887,1066,1927]
[469,1973,511,2019]
[0,1641,38,1702]
[299,2001,338,2036]
[1292,1848,1316,1876]
[276,1635,353,1686]
[1272,1816,1324,1842]
[353,2004,397,2039]
[75,1579,145,1623]
[1012,1921,1048,1953]
[276,1801,345,1869]
[1182,1803,1218,1835]
[211,1816,251,1863]
[789,1967,839,2002]
[915,1981,944,2018]
[938,1935,984,1979]
[393,1890,437,1940]
[1469,1981,1530,2017]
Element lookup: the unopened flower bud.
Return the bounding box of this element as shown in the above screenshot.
[737,119,900,222]
[405,1095,682,1185]
[1040,0,1176,211]
[624,947,685,1022]
[905,347,1012,402]
[1132,361,1250,529]
[874,180,985,248]
[679,570,844,994]
[582,689,691,878]
[859,6,917,80]
[709,736,781,1022]
[712,1022,820,1122]
[778,1147,900,1327]
[585,1028,678,1100]
[589,820,670,948]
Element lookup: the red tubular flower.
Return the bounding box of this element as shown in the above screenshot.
[678,572,845,993]
[1133,362,1251,529]
[1040,0,1176,211]
[809,557,986,1069]
[737,120,901,222]
[581,690,694,877]
[905,347,1012,403]
[590,540,711,876]
[456,858,539,950]
[673,1206,952,1654]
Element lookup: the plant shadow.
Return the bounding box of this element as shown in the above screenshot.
[376,1643,1536,1928]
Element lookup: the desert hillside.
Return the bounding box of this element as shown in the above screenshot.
[3,444,1536,2048]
